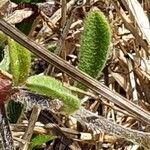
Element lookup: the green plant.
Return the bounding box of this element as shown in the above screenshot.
[8,38,31,86]
[25,75,80,115]
[7,101,24,123]
[0,46,9,71]
[0,31,7,47]
[29,134,55,150]
[0,5,110,150]
[0,34,81,148]
[78,8,111,79]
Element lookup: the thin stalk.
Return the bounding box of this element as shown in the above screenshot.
[0,103,14,150]
[0,19,150,124]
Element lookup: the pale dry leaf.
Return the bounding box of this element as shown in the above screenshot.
[0,0,9,8]
[0,0,10,17]
[4,8,33,24]
[110,71,130,92]
[128,53,150,75]
[127,0,150,44]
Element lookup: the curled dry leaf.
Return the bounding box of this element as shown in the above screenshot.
[5,9,33,24]
[0,73,12,102]
[0,0,10,17]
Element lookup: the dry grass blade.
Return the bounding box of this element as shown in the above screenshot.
[0,18,150,124]
[0,0,150,149]
[112,0,149,53]
[126,57,138,103]
[126,0,150,45]
[4,9,33,24]
[45,123,81,150]
[50,0,78,25]
[54,8,76,56]
[0,0,10,17]
[74,107,150,150]
[61,0,67,27]
[19,106,41,150]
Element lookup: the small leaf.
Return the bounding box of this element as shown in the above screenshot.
[8,38,31,86]
[0,46,10,71]
[78,8,111,78]
[16,22,33,35]
[29,134,54,150]
[25,75,80,115]
[0,31,7,46]
[7,101,24,123]
[47,43,56,53]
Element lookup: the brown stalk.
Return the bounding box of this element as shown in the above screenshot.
[0,18,150,124]
[0,104,14,150]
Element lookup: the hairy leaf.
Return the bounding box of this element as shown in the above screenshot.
[25,75,80,115]
[29,134,54,150]
[0,46,10,71]
[0,31,7,46]
[7,101,24,123]
[8,38,31,86]
[78,9,111,78]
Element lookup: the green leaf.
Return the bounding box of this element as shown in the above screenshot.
[0,31,7,47]
[47,43,56,53]
[78,8,111,78]
[29,134,54,150]
[0,32,9,71]
[7,101,24,123]
[8,38,31,86]
[16,22,33,35]
[25,75,81,115]
[0,46,10,71]
[0,46,4,61]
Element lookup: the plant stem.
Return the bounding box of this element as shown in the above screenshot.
[0,18,150,124]
[74,107,150,150]
[0,103,14,150]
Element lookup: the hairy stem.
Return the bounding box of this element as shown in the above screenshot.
[0,18,150,124]
[0,103,14,150]
[74,108,150,150]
